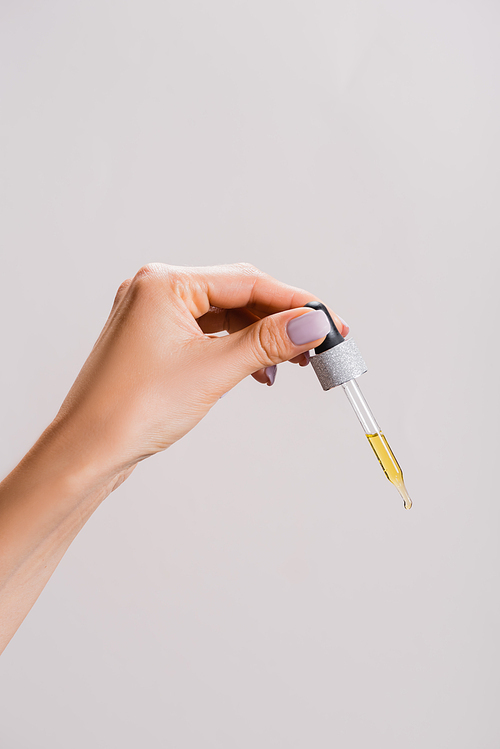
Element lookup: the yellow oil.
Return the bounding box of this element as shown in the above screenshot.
[367,432,412,510]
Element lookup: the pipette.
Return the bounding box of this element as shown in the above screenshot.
[305,301,412,510]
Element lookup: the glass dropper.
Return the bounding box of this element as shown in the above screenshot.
[342,378,412,509]
[304,301,412,510]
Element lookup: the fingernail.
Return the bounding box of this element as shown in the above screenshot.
[302,350,310,365]
[338,315,349,336]
[265,365,277,386]
[287,310,330,346]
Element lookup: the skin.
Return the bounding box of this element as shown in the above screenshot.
[0,262,347,655]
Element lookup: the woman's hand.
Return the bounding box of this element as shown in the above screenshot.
[0,262,347,654]
[53,262,347,485]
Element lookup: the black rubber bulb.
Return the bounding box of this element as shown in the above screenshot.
[304,301,344,354]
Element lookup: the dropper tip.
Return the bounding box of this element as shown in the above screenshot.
[397,482,412,510]
[401,488,412,510]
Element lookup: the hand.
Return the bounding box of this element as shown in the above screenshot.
[0,261,348,654]
[52,262,347,484]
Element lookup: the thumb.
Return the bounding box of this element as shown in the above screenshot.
[212,307,331,388]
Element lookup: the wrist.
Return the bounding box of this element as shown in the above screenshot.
[40,413,131,494]
[2,417,121,521]
[0,421,115,592]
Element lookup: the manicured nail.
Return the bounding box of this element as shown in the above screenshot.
[265,365,277,386]
[338,315,349,336]
[302,350,310,365]
[287,310,330,346]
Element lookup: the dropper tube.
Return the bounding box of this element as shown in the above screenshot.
[342,379,412,509]
[304,301,412,510]
[341,378,380,434]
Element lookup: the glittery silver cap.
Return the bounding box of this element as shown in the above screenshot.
[310,338,367,390]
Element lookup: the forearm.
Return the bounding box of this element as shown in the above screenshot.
[0,422,117,655]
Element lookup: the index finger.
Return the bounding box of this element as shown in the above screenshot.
[179,262,318,315]
[181,262,347,335]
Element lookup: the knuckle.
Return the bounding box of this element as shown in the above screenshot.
[233,261,262,276]
[116,277,132,296]
[132,263,179,296]
[134,262,164,283]
[255,321,285,365]
[112,277,133,308]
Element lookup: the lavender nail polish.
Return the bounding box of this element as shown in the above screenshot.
[287,310,331,346]
[265,365,277,386]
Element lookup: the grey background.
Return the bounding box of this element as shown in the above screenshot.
[0,0,499,746]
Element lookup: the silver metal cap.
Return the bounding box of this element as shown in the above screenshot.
[310,338,367,390]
